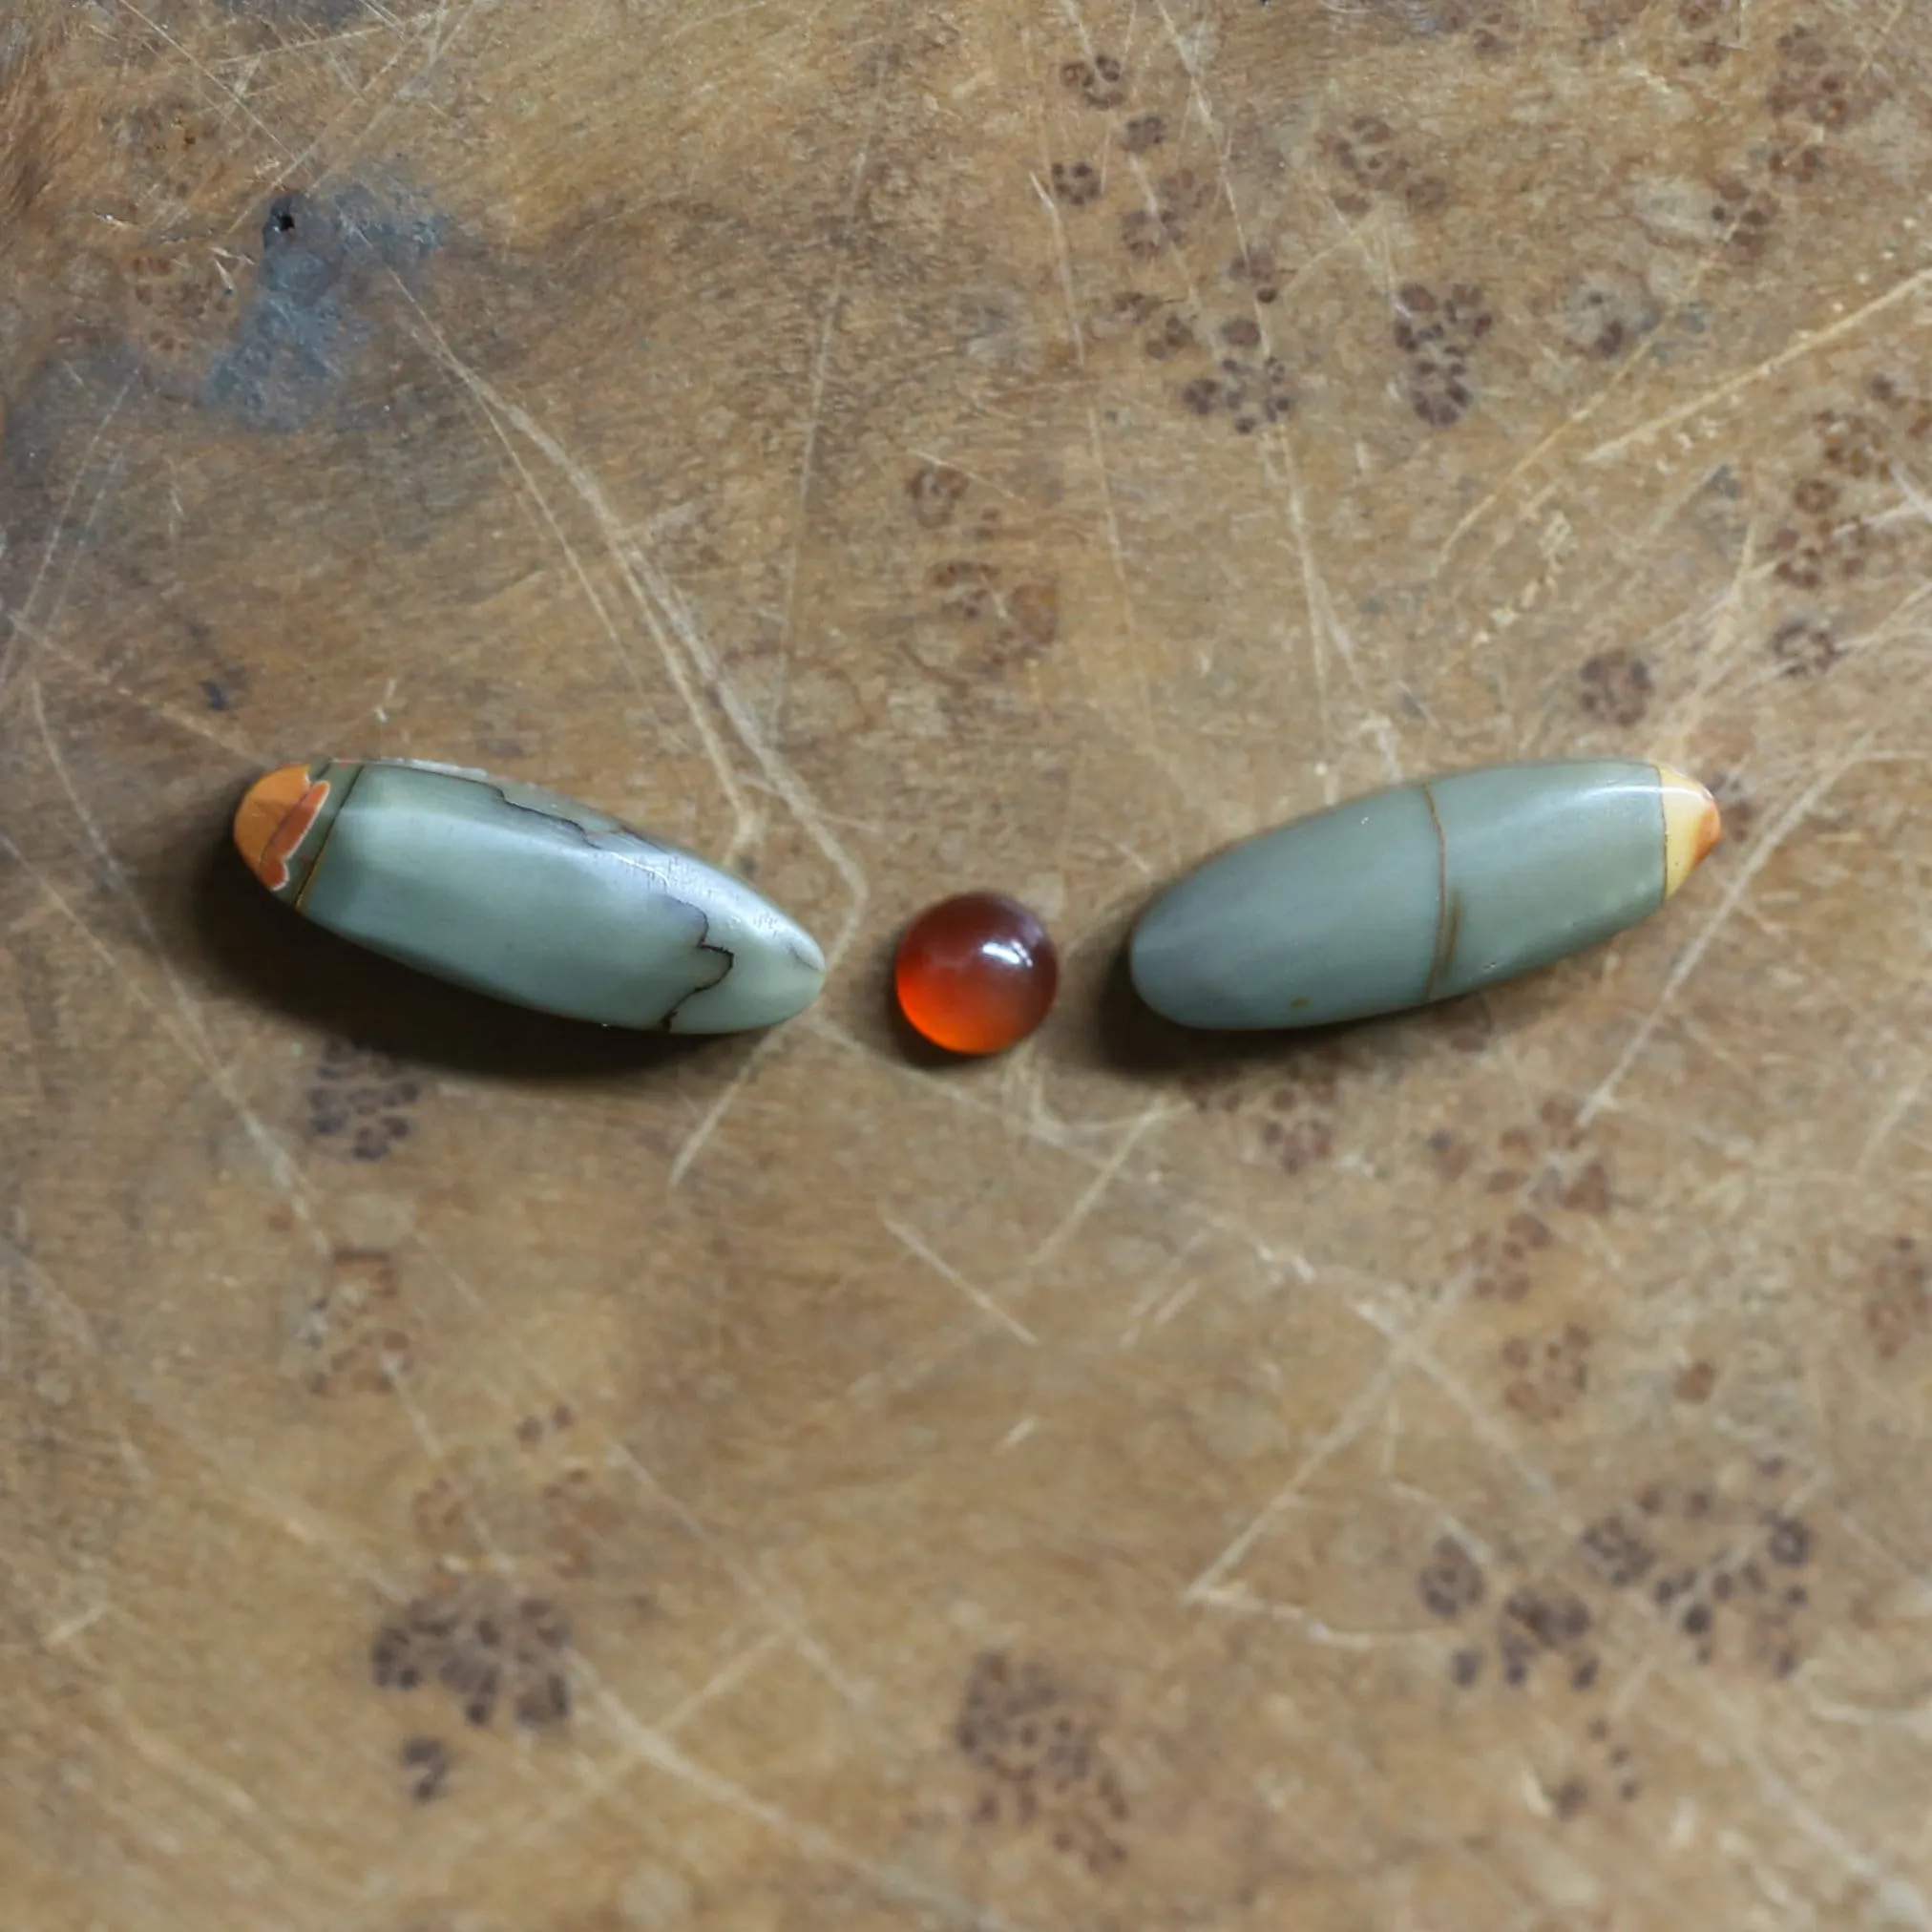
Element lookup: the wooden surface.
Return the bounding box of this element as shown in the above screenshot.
[5,3,1932,1926]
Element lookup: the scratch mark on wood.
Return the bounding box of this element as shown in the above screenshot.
[0,378,136,708]
[1586,266,1932,468]
[1578,737,1878,1130]
[886,1218,1040,1346]
[766,66,881,766]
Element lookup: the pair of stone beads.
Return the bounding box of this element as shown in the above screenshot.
[233,757,1720,1052]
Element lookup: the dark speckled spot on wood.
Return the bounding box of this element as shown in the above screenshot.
[399,1734,451,1802]
[1050,161,1102,208]
[1865,1235,1929,1358]
[306,1038,422,1162]
[1417,1536,1485,1619]
[372,1582,574,1732]
[1059,52,1127,109]
[202,186,444,430]
[1581,1513,1658,1588]
[1552,1774,1589,1820]
[954,1650,1128,1872]
[907,463,969,527]
[1578,648,1654,726]
[1497,1584,1592,1686]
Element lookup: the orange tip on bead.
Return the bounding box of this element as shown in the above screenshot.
[894,892,1059,1058]
[1655,765,1722,901]
[234,764,329,891]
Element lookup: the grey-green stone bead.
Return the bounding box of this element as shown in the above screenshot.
[235,757,825,1033]
[1127,759,1718,1031]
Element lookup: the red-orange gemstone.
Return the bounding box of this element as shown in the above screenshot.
[894,892,1060,1057]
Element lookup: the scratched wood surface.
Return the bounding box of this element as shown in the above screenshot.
[5,2,1932,1927]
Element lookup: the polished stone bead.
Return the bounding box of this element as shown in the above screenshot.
[1129,760,1721,1030]
[894,892,1059,1056]
[233,757,826,1033]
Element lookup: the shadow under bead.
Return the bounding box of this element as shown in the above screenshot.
[1128,760,1721,1031]
[232,758,827,1033]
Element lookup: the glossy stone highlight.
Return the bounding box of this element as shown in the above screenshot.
[1128,759,1721,1031]
[233,757,826,1033]
[1657,763,1724,898]
[894,892,1059,1056]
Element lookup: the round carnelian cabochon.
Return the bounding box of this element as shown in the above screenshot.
[893,892,1060,1057]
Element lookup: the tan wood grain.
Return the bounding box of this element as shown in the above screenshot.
[5,1,1932,1926]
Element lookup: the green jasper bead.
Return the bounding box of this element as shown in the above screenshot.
[233,757,826,1033]
[1127,759,1722,1031]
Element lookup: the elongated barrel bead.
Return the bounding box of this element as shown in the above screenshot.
[1128,760,1721,1031]
[233,758,826,1033]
